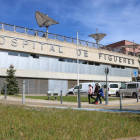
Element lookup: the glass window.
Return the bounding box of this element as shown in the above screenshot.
[121,66,125,69]
[95,63,100,66]
[66,59,73,63]
[30,54,39,59]
[103,85,107,88]
[110,84,118,88]
[88,62,94,65]
[79,84,82,89]
[111,65,115,68]
[116,65,120,68]
[59,58,65,62]
[8,51,18,56]
[127,84,138,89]
[121,84,126,89]
[74,86,78,89]
[20,52,29,57]
[73,60,77,63]
[80,61,87,64]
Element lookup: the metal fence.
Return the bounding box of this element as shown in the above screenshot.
[0,22,139,57]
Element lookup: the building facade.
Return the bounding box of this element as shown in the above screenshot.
[0,23,139,95]
[105,40,140,57]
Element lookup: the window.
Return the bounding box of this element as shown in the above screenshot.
[111,65,115,68]
[110,84,118,88]
[121,84,126,89]
[88,62,94,65]
[95,63,100,66]
[66,59,73,63]
[103,85,107,88]
[79,84,82,89]
[74,86,78,89]
[30,54,39,58]
[116,65,120,68]
[80,61,87,64]
[59,58,65,62]
[20,53,29,57]
[8,51,18,56]
[127,84,138,89]
[121,66,125,69]
[73,60,77,63]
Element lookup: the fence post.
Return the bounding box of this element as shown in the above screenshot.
[120,94,122,110]
[61,89,63,104]
[2,23,4,30]
[14,26,16,32]
[78,87,81,108]
[105,67,109,105]
[22,80,25,104]
[5,84,7,99]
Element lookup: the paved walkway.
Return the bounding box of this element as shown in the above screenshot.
[0,95,140,111]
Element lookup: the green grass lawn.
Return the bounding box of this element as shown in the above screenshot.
[0,104,140,140]
[6,95,120,102]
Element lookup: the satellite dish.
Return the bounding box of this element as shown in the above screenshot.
[89,33,106,42]
[35,11,59,33]
[89,29,106,48]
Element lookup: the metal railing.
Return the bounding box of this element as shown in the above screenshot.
[0,22,139,57]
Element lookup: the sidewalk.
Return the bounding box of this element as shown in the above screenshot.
[0,95,140,110]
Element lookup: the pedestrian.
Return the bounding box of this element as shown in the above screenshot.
[94,83,99,97]
[96,86,106,104]
[88,84,95,103]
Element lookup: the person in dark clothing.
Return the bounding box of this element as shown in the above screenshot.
[94,83,99,102]
[88,85,95,103]
[96,86,106,104]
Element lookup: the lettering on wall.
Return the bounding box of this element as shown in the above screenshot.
[78,49,88,57]
[99,53,134,65]
[0,35,64,54]
[0,35,89,57]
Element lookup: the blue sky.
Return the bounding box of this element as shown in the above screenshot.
[0,0,140,45]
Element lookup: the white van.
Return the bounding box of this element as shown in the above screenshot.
[118,82,140,98]
[70,82,101,95]
[102,83,120,96]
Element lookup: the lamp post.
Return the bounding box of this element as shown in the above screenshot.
[77,31,79,102]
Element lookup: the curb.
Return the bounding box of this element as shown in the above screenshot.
[44,106,140,113]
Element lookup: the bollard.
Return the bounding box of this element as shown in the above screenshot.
[120,94,122,110]
[22,80,25,104]
[61,89,63,104]
[5,84,7,99]
[105,67,109,105]
[55,96,57,101]
[78,87,81,108]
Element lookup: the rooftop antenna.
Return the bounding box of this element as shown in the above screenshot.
[35,11,59,37]
[88,29,106,48]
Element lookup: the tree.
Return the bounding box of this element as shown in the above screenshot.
[1,64,19,95]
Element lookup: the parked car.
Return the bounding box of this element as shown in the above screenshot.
[67,82,101,95]
[67,87,74,94]
[118,82,140,98]
[102,83,120,96]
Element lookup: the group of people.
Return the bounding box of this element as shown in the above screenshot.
[88,83,106,104]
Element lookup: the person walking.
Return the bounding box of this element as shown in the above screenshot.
[96,86,106,104]
[88,84,95,103]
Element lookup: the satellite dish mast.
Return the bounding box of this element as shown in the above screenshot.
[35,11,59,37]
[88,29,106,48]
